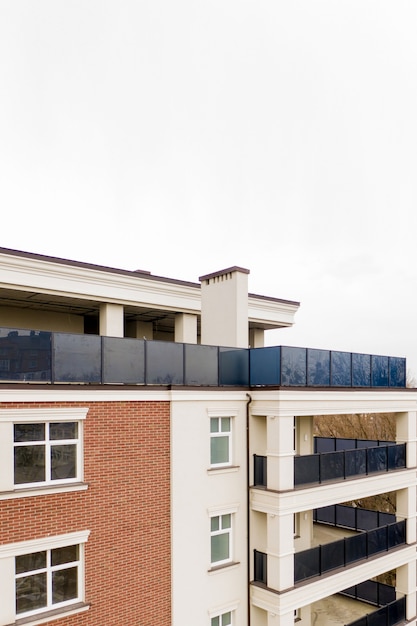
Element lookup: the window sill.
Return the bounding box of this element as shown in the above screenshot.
[207,465,240,475]
[0,482,89,500]
[208,561,240,574]
[10,602,90,626]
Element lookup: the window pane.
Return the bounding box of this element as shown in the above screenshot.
[50,422,78,440]
[222,612,232,626]
[211,618,220,626]
[51,445,77,480]
[51,545,78,566]
[16,552,46,574]
[211,516,219,532]
[52,566,78,604]
[221,514,231,529]
[14,446,45,484]
[14,423,45,442]
[211,437,229,465]
[221,417,230,432]
[16,572,47,614]
[210,418,219,433]
[211,533,229,563]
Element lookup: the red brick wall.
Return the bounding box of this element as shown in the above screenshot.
[0,400,171,626]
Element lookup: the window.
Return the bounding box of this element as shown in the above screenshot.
[210,417,231,466]
[211,612,232,626]
[210,514,232,565]
[14,421,79,486]
[0,531,90,624]
[16,545,80,617]
[0,408,87,495]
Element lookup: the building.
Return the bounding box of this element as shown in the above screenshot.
[0,246,415,626]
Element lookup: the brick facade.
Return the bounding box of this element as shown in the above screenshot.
[0,400,171,626]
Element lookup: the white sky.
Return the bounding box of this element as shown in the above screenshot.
[1,2,417,376]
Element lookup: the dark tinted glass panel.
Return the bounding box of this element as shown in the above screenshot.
[330,351,351,386]
[52,566,78,604]
[249,347,280,386]
[307,349,330,386]
[16,572,47,613]
[253,455,267,487]
[184,344,218,386]
[358,580,378,604]
[51,545,78,566]
[388,443,406,469]
[281,347,306,386]
[16,552,46,574]
[49,422,77,440]
[388,598,405,623]
[345,533,366,564]
[357,439,377,448]
[352,353,371,387]
[336,505,356,529]
[314,437,335,453]
[0,328,51,382]
[315,506,335,525]
[388,521,406,547]
[14,423,45,442]
[53,333,101,383]
[356,508,378,531]
[14,446,45,484]
[367,607,387,626]
[320,451,344,481]
[389,357,406,387]
[347,617,367,626]
[367,446,388,473]
[294,547,320,582]
[371,355,389,387]
[321,538,345,572]
[294,454,319,486]
[336,438,356,451]
[146,341,184,384]
[345,450,366,476]
[379,512,395,526]
[219,348,249,386]
[367,527,387,555]
[378,584,396,605]
[51,445,76,480]
[254,550,267,585]
[102,337,145,384]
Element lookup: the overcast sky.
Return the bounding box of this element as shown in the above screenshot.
[1,1,417,376]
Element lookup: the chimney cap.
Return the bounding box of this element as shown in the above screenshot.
[199,266,250,282]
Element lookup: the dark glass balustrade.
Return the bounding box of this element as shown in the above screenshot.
[294,520,406,582]
[342,582,405,626]
[0,327,407,388]
[253,549,267,585]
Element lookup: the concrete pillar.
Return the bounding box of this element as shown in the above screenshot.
[199,267,249,348]
[267,512,294,592]
[396,411,417,469]
[397,562,417,621]
[397,487,417,545]
[266,414,294,491]
[99,303,124,337]
[131,320,154,340]
[267,609,294,626]
[250,328,265,348]
[175,313,197,344]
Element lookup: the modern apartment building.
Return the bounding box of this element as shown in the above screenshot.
[0,246,415,626]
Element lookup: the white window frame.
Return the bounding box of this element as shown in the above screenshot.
[207,409,238,469]
[0,408,87,496]
[210,513,233,566]
[0,531,90,625]
[211,610,233,626]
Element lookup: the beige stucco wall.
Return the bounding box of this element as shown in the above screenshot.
[0,306,84,334]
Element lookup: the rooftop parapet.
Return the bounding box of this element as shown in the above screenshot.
[0,327,406,388]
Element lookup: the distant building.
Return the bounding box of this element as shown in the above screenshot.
[0,246,415,626]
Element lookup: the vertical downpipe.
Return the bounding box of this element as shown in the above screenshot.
[246,392,252,626]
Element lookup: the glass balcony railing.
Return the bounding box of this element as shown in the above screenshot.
[0,327,407,388]
[341,582,405,626]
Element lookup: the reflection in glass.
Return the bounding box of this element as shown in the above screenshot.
[16,572,47,614]
[50,422,77,440]
[352,353,371,386]
[250,347,280,386]
[330,351,351,386]
[14,446,45,484]
[14,423,45,442]
[307,349,330,386]
[281,347,306,386]
[16,552,46,574]
[52,567,78,604]
[51,445,77,480]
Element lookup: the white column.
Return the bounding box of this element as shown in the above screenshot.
[397,562,417,622]
[266,414,294,491]
[396,411,417,469]
[175,313,197,344]
[267,609,294,626]
[397,487,417,545]
[267,513,294,592]
[99,303,124,337]
[250,328,265,348]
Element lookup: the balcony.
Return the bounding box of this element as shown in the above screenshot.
[253,441,406,489]
[0,327,406,387]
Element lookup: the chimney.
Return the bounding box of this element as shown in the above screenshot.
[199,266,249,348]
